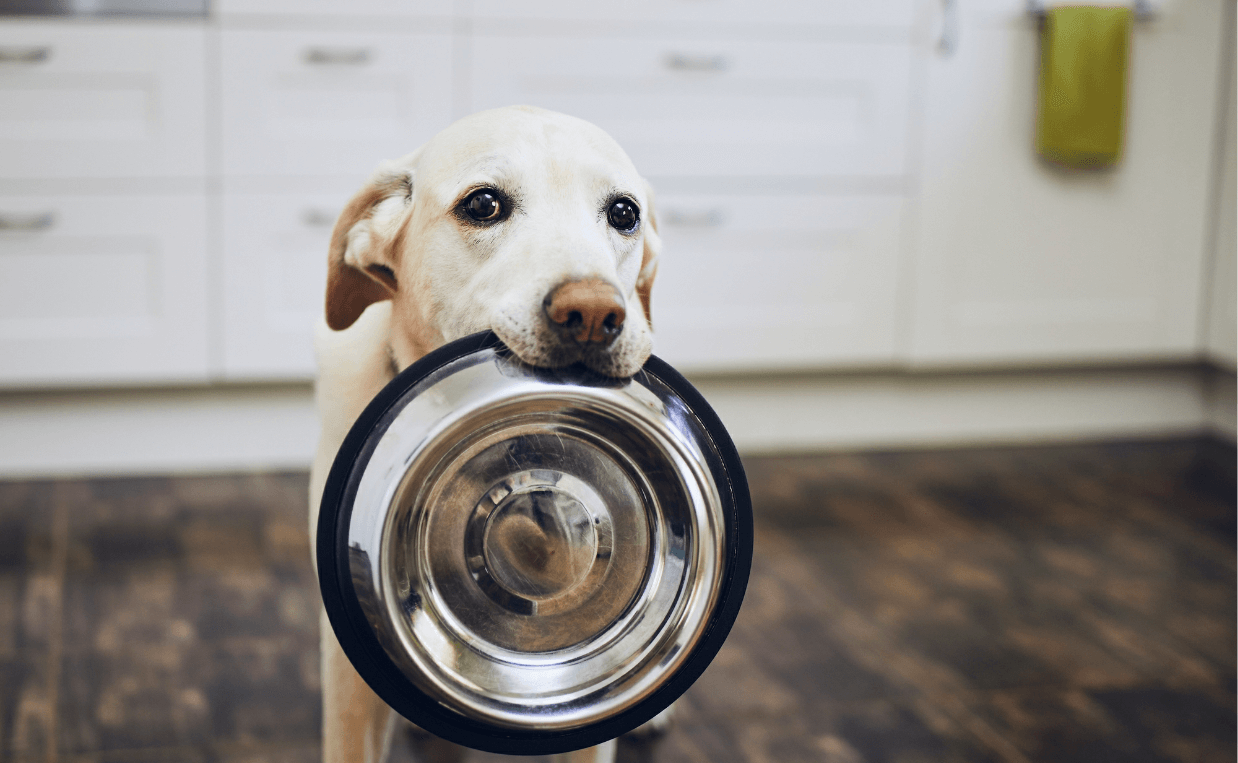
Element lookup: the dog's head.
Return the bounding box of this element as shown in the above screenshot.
[325,106,660,378]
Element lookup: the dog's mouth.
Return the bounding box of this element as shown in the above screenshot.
[489,320,649,380]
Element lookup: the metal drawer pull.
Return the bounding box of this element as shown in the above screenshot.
[662,208,726,228]
[302,209,338,227]
[304,47,371,65]
[1027,0,1154,19]
[664,53,728,72]
[0,46,50,64]
[938,0,958,55]
[0,212,55,231]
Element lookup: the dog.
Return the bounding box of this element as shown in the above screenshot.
[308,106,662,763]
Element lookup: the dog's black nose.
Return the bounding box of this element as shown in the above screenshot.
[544,279,626,345]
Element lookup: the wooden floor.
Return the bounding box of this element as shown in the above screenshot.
[0,437,1233,763]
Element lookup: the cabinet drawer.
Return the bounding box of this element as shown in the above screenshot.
[0,193,209,386]
[221,192,348,379]
[216,0,452,17]
[469,37,913,179]
[651,194,904,371]
[0,22,206,179]
[220,30,453,178]
[471,0,916,28]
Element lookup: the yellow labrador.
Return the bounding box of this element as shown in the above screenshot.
[308,106,661,763]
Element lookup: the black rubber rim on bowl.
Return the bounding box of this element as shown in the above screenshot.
[317,331,753,755]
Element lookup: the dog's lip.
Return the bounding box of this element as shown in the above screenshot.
[488,323,644,379]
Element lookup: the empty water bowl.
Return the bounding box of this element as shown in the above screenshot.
[317,331,752,755]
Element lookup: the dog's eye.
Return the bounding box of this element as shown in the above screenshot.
[464,190,503,222]
[607,199,639,232]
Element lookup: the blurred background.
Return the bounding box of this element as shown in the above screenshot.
[0,0,1233,762]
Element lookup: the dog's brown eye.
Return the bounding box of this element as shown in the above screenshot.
[607,199,639,232]
[464,190,502,222]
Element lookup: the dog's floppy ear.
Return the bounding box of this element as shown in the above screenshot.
[325,159,417,331]
[637,180,661,327]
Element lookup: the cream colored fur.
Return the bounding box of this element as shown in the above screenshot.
[310,106,661,763]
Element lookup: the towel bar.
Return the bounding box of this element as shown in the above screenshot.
[1026,0,1154,20]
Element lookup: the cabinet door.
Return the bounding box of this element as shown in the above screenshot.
[651,194,904,371]
[470,0,915,28]
[221,192,347,380]
[1205,42,1236,370]
[0,22,205,179]
[0,194,209,386]
[907,1,1224,365]
[220,30,453,178]
[468,36,912,179]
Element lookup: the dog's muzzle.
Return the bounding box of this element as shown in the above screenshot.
[316,332,751,756]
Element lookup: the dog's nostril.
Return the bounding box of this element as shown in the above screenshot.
[545,279,627,346]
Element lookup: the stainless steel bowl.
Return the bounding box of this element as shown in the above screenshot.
[317,332,751,755]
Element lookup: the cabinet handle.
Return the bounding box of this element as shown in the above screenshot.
[0,212,55,231]
[663,53,728,72]
[938,0,958,55]
[662,208,726,228]
[302,208,338,227]
[0,46,51,64]
[1026,0,1155,20]
[303,47,372,66]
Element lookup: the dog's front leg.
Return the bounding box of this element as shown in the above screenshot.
[321,610,395,763]
[312,306,405,763]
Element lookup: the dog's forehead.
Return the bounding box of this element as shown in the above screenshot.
[416,107,643,199]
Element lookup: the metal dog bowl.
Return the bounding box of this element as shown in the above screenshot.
[317,332,752,755]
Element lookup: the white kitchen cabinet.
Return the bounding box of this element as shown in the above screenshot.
[216,0,451,17]
[221,191,349,379]
[467,36,913,180]
[0,193,209,386]
[220,29,453,178]
[907,0,1224,366]
[470,0,916,28]
[0,22,206,179]
[651,194,904,371]
[1205,40,1236,370]
[0,0,1228,391]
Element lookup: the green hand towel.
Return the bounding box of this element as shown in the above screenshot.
[1036,6,1133,169]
